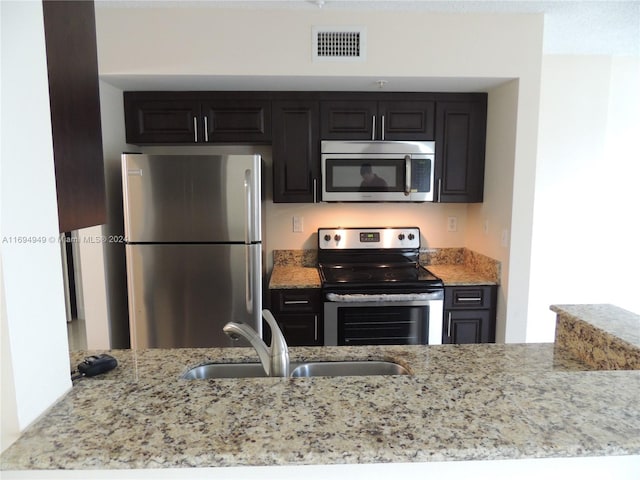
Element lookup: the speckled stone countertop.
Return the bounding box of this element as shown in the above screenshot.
[2,342,639,471]
[269,248,500,289]
[269,249,321,289]
[553,304,640,370]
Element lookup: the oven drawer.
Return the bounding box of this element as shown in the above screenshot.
[445,286,494,309]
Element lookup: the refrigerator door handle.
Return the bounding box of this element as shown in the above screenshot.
[245,244,262,318]
[245,247,253,313]
[244,169,253,244]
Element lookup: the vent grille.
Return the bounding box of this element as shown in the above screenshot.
[312,27,366,61]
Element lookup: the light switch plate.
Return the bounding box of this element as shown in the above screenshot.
[293,216,304,233]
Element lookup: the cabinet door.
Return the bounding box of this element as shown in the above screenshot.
[124,95,201,144]
[43,0,106,232]
[266,313,323,346]
[443,310,492,344]
[378,101,435,141]
[320,100,377,140]
[435,100,487,202]
[201,99,271,143]
[272,100,320,202]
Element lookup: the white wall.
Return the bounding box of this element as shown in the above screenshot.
[76,226,111,349]
[1,1,72,452]
[95,7,542,80]
[467,80,520,342]
[528,55,640,342]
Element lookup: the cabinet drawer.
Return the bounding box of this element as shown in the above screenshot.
[445,286,494,309]
[271,289,322,313]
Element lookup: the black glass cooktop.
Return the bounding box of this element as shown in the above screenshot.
[319,262,442,292]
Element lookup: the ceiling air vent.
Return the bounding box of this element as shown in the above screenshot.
[312,26,366,62]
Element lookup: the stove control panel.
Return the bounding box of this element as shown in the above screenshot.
[318,227,420,249]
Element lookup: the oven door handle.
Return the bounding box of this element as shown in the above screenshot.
[326,292,442,302]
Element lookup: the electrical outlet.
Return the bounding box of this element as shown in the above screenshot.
[447,216,457,232]
[292,216,304,233]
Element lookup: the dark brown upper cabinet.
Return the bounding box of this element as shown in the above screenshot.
[272,100,320,203]
[43,0,106,233]
[124,92,271,145]
[435,97,487,203]
[201,98,271,143]
[122,91,488,205]
[320,97,435,141]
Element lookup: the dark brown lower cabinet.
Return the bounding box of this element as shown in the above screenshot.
[267,289,323,346]
[442,286,497,344]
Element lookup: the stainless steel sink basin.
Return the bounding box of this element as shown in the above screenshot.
[181,360,410,379]
[289,360,410,377]
[181,363,268,379]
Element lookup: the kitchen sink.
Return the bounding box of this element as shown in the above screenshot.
[289,361,410,377]
[181,360,410,379]
[181,363,268,379]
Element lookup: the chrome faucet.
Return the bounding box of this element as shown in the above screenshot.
[223,309,289,377]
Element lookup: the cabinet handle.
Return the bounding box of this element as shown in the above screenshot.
[193,117,198,143]
[313,178,318,203]
[437,178,442,202]
[371,115,376,140]
[203,115,209,142]
[381,115,385,141]
[457,297,482,302]
[284,300,309,305]
[447,312,452,337]
[314,314,318,341]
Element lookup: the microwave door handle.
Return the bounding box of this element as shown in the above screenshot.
[404,155,411,195]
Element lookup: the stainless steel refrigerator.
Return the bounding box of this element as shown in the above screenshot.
[122,153,263,348]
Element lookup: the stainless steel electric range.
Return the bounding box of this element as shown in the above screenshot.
[318,227,443,346]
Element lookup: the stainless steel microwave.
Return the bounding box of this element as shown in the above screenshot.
[321,140,435,202]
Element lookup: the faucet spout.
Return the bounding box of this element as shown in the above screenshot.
[223,309,289,377]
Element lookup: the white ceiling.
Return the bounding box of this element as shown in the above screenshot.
[100,0,640,55]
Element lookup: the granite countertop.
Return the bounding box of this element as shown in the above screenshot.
[269,248,500,289]
[269,265,321,289]
[553,304,640,370]
[3,304,639,472]
[426,264,497,286]
[2,342,639,471]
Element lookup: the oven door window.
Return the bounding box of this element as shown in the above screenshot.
[325,158,405,193]
[337,305,429,345]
